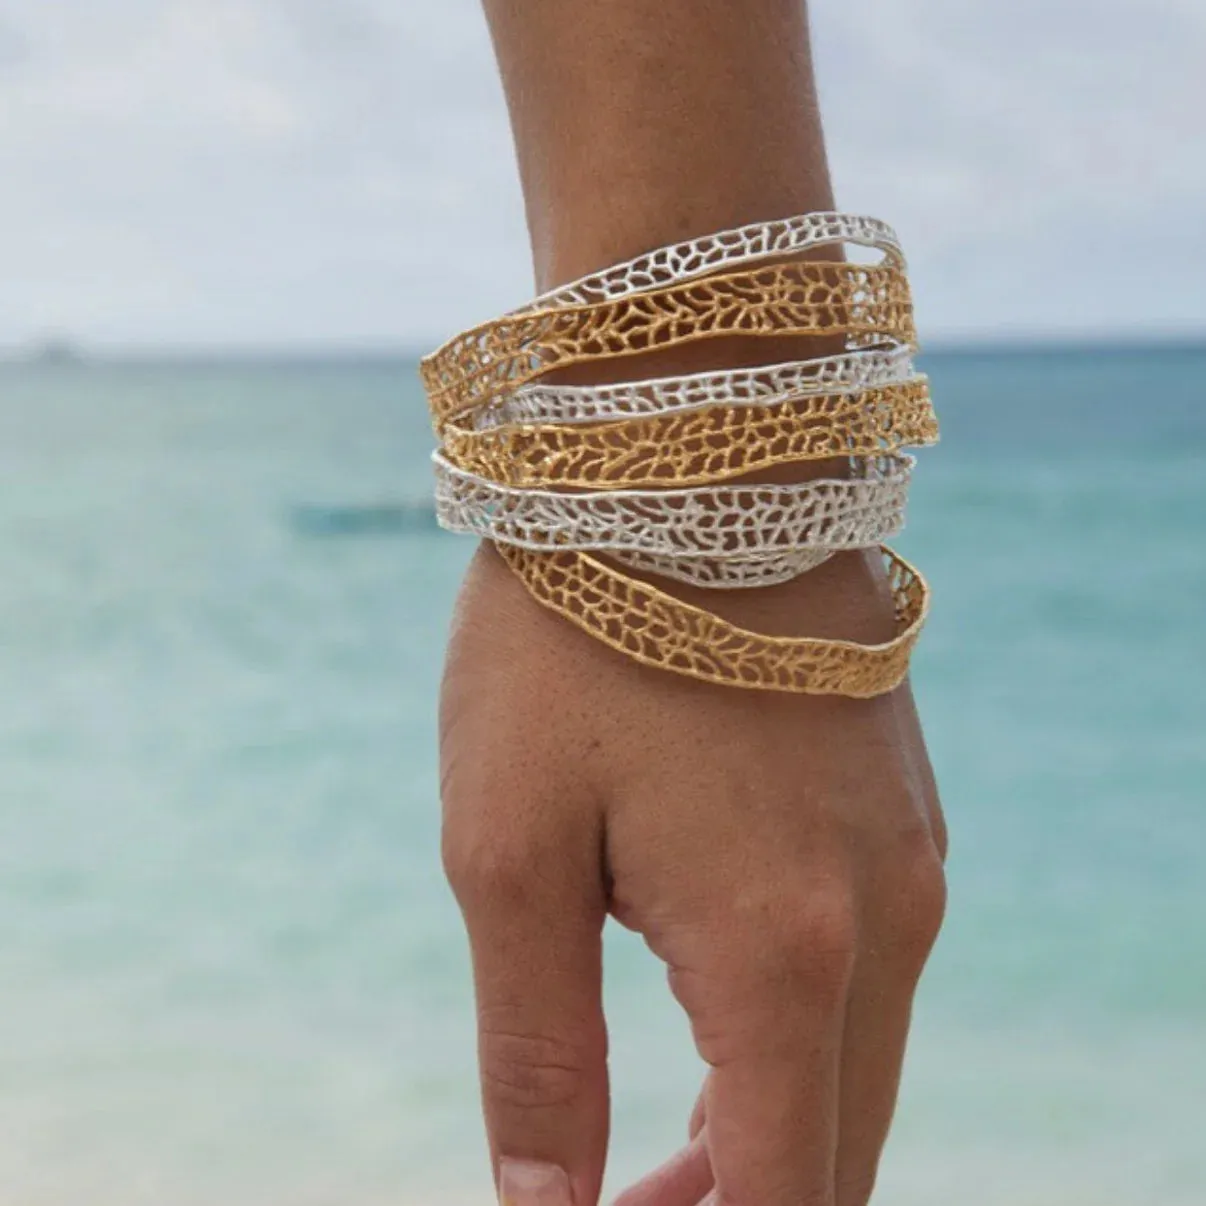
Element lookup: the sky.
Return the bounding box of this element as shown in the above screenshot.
[0,0,1203,351]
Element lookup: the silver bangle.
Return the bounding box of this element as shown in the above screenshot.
[476,348,920,430]
[609,547,836,590]
[523,212,904,311]
[434,453,912,586]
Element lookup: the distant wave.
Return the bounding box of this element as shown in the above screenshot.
[288,501,440,537]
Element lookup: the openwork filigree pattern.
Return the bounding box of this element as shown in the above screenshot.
[421,261,916,426]
[442,381,937,489]
[419,211,938,696]
[609,547,835,590]
[478,347,918,428]
[434,453,912,556]
[496,544,929,696]
[525,212,905,310]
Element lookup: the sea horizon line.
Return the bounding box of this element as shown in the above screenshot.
[2,331,1205,367]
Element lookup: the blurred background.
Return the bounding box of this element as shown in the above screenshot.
[1,2,1203,1203]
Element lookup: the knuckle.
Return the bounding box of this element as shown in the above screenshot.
[718,879,860,993]
[796,887,862,964]
[441,824,540,912]
[883,837,948,968]
[766,882,860,985]
[478,1026,595,1112]
[671,882,860,1067]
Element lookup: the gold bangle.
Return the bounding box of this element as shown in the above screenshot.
[496,544,929,697]
[441,380,938,489]
[421,260,916,428]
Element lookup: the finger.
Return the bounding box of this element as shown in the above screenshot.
[834,842,946,1205]
[831,975,915,1206]
[613,1129,713,1206]
[666,870,855,1206]
[444,797,609,1206]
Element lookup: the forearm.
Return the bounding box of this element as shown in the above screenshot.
[481,0,836,294]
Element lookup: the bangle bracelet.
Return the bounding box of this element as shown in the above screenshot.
[478,347,918,429]
[496,543,929,697]
[440,380,938,490]
[421,260,916,427]
[524,212,904,311]
[433,452,912,562]
[608,547,836,591]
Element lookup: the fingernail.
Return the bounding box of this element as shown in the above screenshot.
[499,1158,573,1206]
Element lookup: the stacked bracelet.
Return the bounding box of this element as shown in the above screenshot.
[419,212,938,696]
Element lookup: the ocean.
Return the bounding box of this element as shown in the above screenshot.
[1,346,1203,1205]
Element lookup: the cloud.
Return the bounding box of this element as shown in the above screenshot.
[0,0,1202,348]
[814,0,1206,335]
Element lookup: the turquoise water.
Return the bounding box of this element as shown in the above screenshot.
[1,347,1203,1205]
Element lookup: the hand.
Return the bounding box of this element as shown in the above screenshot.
[440,542,948,1206]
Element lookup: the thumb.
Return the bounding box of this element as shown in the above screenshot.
[444,799,609,1206]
